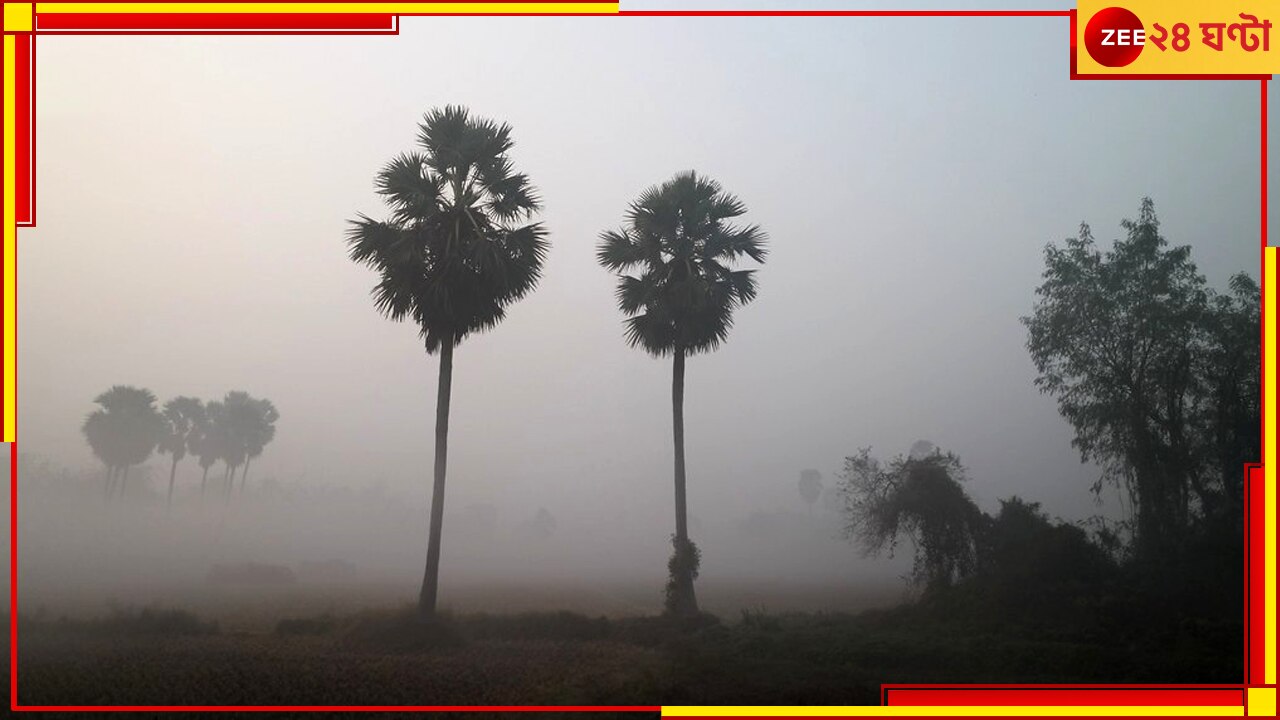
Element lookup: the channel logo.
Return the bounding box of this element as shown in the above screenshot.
[1084,6,1146,67]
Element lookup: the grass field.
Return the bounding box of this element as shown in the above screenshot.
[5,577,1242,708]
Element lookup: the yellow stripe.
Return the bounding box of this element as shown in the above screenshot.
[661,707,1243,717]
[1266,246,1277,685]
[3,35,15,444]
[35,3,617,14]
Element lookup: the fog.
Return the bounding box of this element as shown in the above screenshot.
[9,8,1266,619]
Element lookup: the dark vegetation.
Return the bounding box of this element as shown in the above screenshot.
[13,590,1236,706]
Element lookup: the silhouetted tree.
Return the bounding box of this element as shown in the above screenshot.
[83,408,121,499]
[1023,199,1256,556]
[598,170,767,616]
[219,391,255,502]
[195,400,225,499]
[346,106,548,618]
[157,396,205,510]
[798,469,823,514]
[1199,273,1260,523]
[81,386,166,500]
[838,448,984,593]
[238,397,278,495]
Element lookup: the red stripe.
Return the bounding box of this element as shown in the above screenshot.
[36,13,395,31]
[885,688,1245,707]
[15,33,32,226]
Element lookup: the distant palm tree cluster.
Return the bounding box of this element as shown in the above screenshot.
[82,387,278,509]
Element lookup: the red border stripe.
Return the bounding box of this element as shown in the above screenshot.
[15,33,31,226]
[884,688,1246,707]
[36,13,397,32]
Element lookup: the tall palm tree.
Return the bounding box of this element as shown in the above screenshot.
[346,105,548,618]
[158,396,205,510]
[239,397,278,494]
[81,386,166,501]
[597,171,767,616]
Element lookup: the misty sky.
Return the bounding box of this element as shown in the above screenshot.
[16,3,1270,543]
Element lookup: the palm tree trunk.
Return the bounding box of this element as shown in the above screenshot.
[239,458,251,495]
[671,347,699,616]
[167,456,178,511]
[119,465,130,501]
[224,465,234,505]
[104,465,116,501]
[419,336,454,618]
[200,466,209,499]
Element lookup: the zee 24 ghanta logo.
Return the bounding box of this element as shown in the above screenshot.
[1084,6,1272,67]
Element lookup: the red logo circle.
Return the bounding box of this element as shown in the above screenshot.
[1084,7,1145,67]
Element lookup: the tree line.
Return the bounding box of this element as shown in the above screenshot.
[82,387,278,509]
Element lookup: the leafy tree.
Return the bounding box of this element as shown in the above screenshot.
[798,469,823,514]
[1023,198,1256,555]
[81,386,166,500]
[346,106,548,618]
[838,448,984,593]
[157,396,206,510]
[597,170,767,616]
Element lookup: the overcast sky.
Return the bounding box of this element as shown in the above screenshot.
[16,4,1269,543]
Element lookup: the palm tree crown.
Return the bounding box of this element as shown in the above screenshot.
[597,170,767,356]
[82,385,166,469]
[159,396,205,464]
[346,105,549,353]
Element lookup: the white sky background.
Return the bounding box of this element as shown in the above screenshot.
[15,5,1268,545]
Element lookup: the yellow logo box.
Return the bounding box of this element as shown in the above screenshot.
[1076,0,1277,75]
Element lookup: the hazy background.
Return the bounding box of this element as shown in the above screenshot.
[8,3,1269,617]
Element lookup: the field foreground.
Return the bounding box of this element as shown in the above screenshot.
[7,598,1241,707]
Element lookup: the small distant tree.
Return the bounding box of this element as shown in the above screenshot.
[530,507,557,540]
[157,396,206,510]
[194,400,225,499]
[838,447,984,593]
[798,469,823,514]
[239,397,279,495]
[219,391,255,501]
[82,386,166,501]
